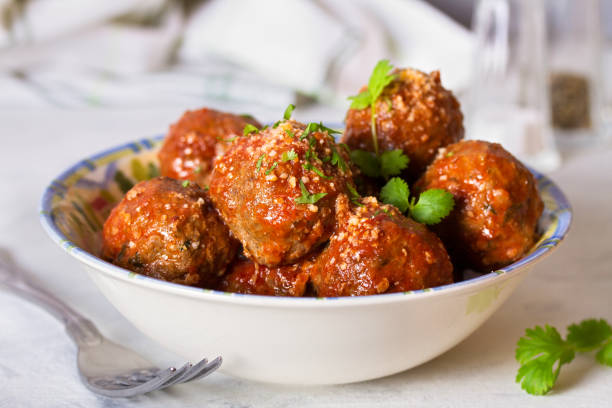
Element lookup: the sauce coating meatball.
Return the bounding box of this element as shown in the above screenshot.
[310,195,453,297]
[217,259,312,297]
[209,120,354,267]
[158,108,261,187]
[102,177,238,286]
[343,68,464,180]
[414,140,543,271]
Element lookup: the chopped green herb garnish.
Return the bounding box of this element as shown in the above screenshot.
[330,145,347,172]
[261,125,269,131]
[347,59,396,156]
[182,180,190,187]
[379,178,454,225]
[303,162,331,180]
[265,162,278,175]
[282,149,298,162]
[272,120,282,128]
[283,104,296,120]
[255,153,266,172]
[516,319,612,395]
[193,165,201,174]
[346,183,362,206]
[295,180,327,204]
[243,124,259,136]
[300,122,341,141]
[217,136,237,143]
[446,151,455,158]
[285,128,295,138]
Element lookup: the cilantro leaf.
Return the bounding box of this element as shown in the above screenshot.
[283,104,295,120]
[282,149,298,162]
[243,124,259,136]
[515,325,575,395]
[596,341,612,367]
[379,149,409,178]
[295,180,327,205]
[410,189,454,225]
[567,319,612,352]
[350,149,381,178]
[380,177,410,213]
[368,59,396,102]
[348,90,371,110]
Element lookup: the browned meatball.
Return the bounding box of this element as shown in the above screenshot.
[158,108,261,187]
[217,259,313,296]
[102,177,238,286]
[209,120,354,267]
[414,140,543,271]
[310,195,453,297]
[343,68,464,180]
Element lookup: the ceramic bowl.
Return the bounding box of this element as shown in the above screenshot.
[40,136,571,385]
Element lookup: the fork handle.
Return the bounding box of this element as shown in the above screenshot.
[0,260,102,347]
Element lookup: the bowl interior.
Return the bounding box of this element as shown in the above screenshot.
[40,136,572,299]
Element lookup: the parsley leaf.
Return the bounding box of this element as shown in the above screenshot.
[303,162,331,180]
[243,124,259,136]
[282,149,298,162]
[285,128,295,138]
[379,149,409,178]
[283,104,295,120]
[410,189,455,225]
[567,319,612,352]
[347,59,396,156]
[350,150,381,178]
[515,319,612,396]
[295,180,327,204]
[181,180,190,187]
[346,183,362,206]
[516,325,575,395]
[255,153,265,172]
[380,177,410,213]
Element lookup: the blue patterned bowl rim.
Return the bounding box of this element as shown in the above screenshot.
[39,135,572,306]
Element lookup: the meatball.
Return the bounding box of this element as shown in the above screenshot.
[343,68,464,180]
[217,259,313,297]
[209,120,354,266]
[158,108,261,187]
[310,195,453,297]
[102,177,238,286]
[414,140,543,271]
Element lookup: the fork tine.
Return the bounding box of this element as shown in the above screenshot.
[180,356,222,383]
[85,366,178,398]
[156,362,194,389]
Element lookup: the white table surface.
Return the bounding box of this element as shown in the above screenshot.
[1,109,611,408]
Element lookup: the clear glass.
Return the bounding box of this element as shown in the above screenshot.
[468,0,561,172]
[546,0,603,145]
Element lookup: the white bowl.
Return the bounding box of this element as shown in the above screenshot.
[40,136,571,385]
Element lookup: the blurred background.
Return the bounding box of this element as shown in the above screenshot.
[0,0,610,170]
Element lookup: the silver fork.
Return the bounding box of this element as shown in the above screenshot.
[0,250,221,398]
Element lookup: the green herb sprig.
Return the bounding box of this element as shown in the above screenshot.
[295,180,327,205]
[516,318,612,396]
[348,59,396,156]
[379,177,454,225]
